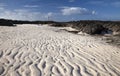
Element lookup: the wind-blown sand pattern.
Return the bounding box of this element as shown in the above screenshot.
[0,24,120,76]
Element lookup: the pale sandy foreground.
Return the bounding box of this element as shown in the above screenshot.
[0,24,120,76]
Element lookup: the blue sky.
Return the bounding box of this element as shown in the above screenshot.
[0,0,120,21]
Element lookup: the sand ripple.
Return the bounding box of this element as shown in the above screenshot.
[0,25,120,76]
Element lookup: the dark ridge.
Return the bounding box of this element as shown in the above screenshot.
[0,19,57,26]
[12,20,57,24]
[0,19,120,35]
[49,22,68,27]
[0,19,15,26]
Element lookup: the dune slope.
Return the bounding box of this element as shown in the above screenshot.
[0,24,120,76]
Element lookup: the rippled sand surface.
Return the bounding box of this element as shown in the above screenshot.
[0,24,120,76]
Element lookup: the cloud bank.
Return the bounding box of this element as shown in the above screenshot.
[61,7,96,15]
[0,3,97,21]
[0,5,53,20]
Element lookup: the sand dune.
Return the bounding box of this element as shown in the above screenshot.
[0,24,120,76]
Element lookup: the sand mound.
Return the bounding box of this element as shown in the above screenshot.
[0,25,120,76]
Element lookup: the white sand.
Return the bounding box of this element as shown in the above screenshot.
[0,24,120,76]
[59,27,79,31]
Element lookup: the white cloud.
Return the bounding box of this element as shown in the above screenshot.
[0,7,53,20]
[61,7,94,15]
[45,12,53,18]
[44,12,53,20]
[92,11,97,15]
[61,7,87,15]
[0,7,4,10]
[24,5,39,8]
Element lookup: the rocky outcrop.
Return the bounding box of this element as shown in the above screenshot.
[49,20,118,35]
[0,19,15,26]
[43,20,120,35]
[67,21,120,35]
[71,23,105,34]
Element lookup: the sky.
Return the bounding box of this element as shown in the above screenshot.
[0,0,120,21]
